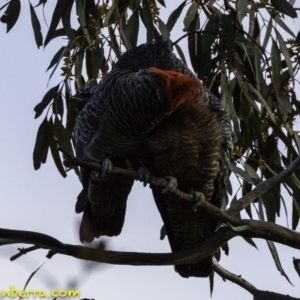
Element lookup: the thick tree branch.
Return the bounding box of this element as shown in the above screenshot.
[1,216,300,266]
[63,152,300,220]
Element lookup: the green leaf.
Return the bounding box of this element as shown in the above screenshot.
[61,0,76,43]
[116,0,130,16]
[44,0,69,46]
[52,91,64,117]
[103,2,117,26]
[202,14,219,55]
[29,1,43,48]
[46,46,66,72]
[141,0,154,43]
[156,0,165,7]
[278,91,292,122]
[127,10,139,48]
[271,39,281,92]
[243,236,258,249]
[296,31,300,44]
[156,17,170,41]
[221,14,235,63]
[120,14,132,49]
[262,190,277,223]
[49,135,67,178]
[236,0,247,23]
[245,163,261,182]
[34,84,60,119]
[262,18,273,49]
[275,28,294,86]
[108,25,120,58]
[166,0,186,32]
[174,43,187,66]
[75,49,84,89]
[267,9,296,38]
[153,25,164,43]
[54,117,73,154]
[271,0,297,18]
[209,270,214,296]
[292,199,300,230]
[229,163,254,183]
[75,0,91,46]
[34,0,47,8]
[183,2,198,30]
[0,0,21,32]
[85,49,97,85]
[91,44,103,80]
[23,263,45,291]
[160,225,166,240]
[187,11,199,73]
[266,240,293,284]
[33,117,50,170]
[66,97,80,135]
[47,45,67,84]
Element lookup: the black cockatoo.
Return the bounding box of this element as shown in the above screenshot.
[74,41,233,278]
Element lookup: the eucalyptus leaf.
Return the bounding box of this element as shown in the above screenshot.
[0,0,20,32]
[127,10,139,48]
[156,17,170,41]
[29,1,43,48]
[267,9,296,37]
[50,135,67,178]
[46,46,66,72]
[266,240,293,284]
[236,0,247,23]
[166,1,186,32]
[141,0,154,43]
[271,0,297,18]
[183,2,198,31]
[275,28,294,86]
[75,0,91,45]
[34,84,60,119]
[33,117,51,170]
[44,0,68,46]
[271,40,281,92]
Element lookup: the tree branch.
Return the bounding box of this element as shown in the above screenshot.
[213,258,300,300]
[63,151,300,220]
[226,154,300,216]
[1,216,300,266]
[213,258,257,294]
[63,156,198,205]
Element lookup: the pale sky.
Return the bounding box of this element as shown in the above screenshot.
[0,1,299,299]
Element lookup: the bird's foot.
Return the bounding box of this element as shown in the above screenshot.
[93,158,113,179]
[137,167,151,187]
[101,158,113,177]
[226,223,250,232]
[161,176,177,194]
[192,192,205,211]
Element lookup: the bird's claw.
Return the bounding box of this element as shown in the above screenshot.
[138,167,150,187]
[193,192,205,211]
[101,158,113,177]
[161,176,177,194]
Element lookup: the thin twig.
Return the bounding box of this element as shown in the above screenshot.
[213,258,257,294]
[10,246,40,261]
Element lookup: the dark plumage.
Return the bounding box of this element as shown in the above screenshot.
[74,42,233,277]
